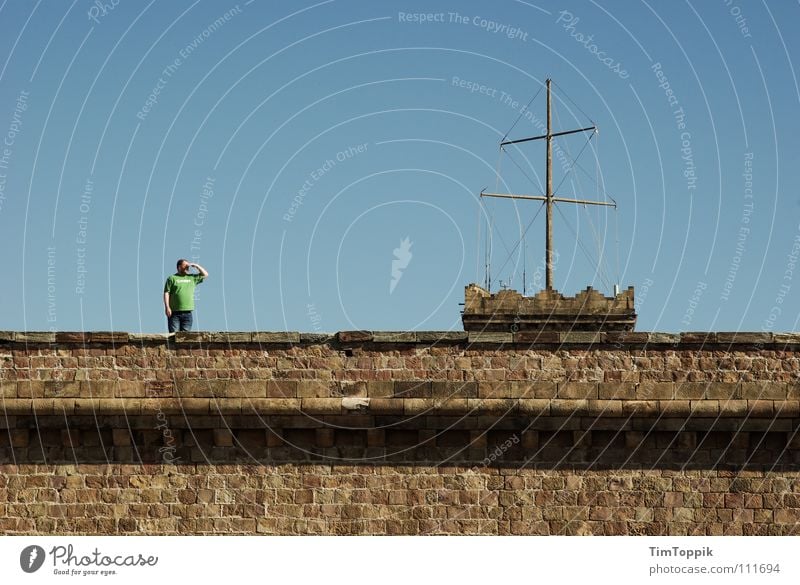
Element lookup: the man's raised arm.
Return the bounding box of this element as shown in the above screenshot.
[191,263,208,278]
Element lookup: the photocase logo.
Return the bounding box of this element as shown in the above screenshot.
[390,236,413,294]
[20,545,46,573]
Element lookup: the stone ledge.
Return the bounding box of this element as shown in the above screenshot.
[1,330,795,349]
[2,397,798,420]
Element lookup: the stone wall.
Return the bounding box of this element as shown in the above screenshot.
[1,330,799,535]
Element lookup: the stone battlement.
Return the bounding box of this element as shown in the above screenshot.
[462,284,637,332]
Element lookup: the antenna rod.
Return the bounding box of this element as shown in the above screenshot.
[546,78,553,291]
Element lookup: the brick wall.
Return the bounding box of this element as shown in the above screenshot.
[1,330,799,535]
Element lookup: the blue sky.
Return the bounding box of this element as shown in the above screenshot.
[0,0,798,333]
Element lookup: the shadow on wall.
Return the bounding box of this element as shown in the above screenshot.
[3,420,798,471]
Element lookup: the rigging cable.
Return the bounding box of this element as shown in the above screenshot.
[493,201,546,282]
[554,109,610,290]
[555,203,613,291]
[501,85,543,144]
[503,147,542,192]
[552,80,595,127]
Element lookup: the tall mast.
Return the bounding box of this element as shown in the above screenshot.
[545,78,553,291]
[484,78,608,293]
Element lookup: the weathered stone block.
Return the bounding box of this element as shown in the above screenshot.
[301,398,342,414]
[478,382,509,398]
[174,332,210,344]
[529,382,557,398]
[513,331,560,344]
[746,400,774,417]
[266,381,297,398]
[252,332,301,343]
[44,381,81,398]
[674,382,708,399]
[468,332,512,344]
[365,381,393,398]
[366,398,404,414]
[393,381,431,398]
[739,382,786,400]
[16,332,56,343]
[705,383,738,400]
[372,332,416,343]
[0,381,16,398]
[717,332,772,345]
[560,332,603,344]
[646,333,680,345]
[336,331,372,343]
[129,333,171,343]
[300,333,334,344]
[297,381,329,398]
[605,332,649,344]
[415,331,468,343]
[719,400,749,416]
[690,400,719,416]
[774,333,800,346]
[209,332,252,343]
[550,399,589,416]
[680,332,716,344]
[588,400,623,416]
[431,381,477,398]
[637,382,675,400]
[658,400,691,416]
[89,332,129,344]
[557,382,598,399]
[620,400,661,417]
[598,382,636,400]
[55,332,88,343]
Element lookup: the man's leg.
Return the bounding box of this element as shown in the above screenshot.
[179,311,193,331]
[168,313,180,333]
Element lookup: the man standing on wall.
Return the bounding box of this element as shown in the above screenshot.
[164,259,208,332]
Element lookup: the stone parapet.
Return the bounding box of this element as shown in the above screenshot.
[4,329,799,346]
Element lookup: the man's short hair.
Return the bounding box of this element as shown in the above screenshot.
[176,258,188,269]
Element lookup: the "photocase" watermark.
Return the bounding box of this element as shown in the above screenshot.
[87,0,121,24]
[556,11,629,79]
[147,386,181,464]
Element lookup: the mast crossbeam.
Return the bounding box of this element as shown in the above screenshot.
[481,192,615,207]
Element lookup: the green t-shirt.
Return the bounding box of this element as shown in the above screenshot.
[164,273,204,311]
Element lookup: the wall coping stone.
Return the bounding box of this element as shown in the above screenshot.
[1,330,798,348]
